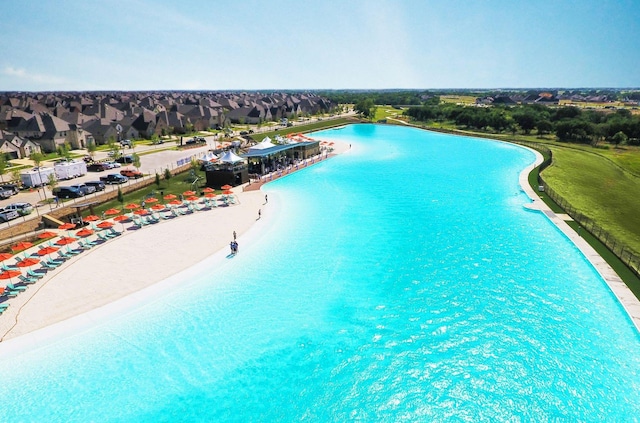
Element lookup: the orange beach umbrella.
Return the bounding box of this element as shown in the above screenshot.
[144,197,159,204]
[16,258,40,268]
[37,246,59,256]
[76,228,94,237]
[38,231,57,239]
[220,184,232,190]
[56,237,77,246]
[104,208,121,216]
[163,194,177,200]
[0,252,14,262]
[0,269,21,281]
[124,203,140,210]
[58,223,76,230]
[84,215,100,222]
[11,241,34,252]
[182,190,196,196]
[114,215,129,222]
[97,221,114,229]
[202,187,215,193]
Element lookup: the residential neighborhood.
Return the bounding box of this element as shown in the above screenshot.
[0,92,337,156]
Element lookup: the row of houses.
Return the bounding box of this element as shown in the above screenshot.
[476,91,640,107]
[0,92,336,157]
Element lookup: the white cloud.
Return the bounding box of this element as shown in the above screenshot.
[3,66,67,86]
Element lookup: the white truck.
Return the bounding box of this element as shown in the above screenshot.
[20,167,56,188]
[54,159,88,180]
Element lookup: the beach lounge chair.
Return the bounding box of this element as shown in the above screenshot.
[108,228,122,237]
[58,250,73,260]
[0,303,9,312]
[18,275,38,284]
[27,269,45,279]
[65,246,82,256]
[6,283,27,292]
[0,288,18,298]
[42,259,63,268]
[96,232,111,242]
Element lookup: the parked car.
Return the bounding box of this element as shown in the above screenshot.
[0,189,12,200]
[5,202,33,216]
[88,163,108,172]
[69,183,96,195]
[103,161,121,169]
[100,174,129,184]
[85,180,106,192]
[120,169,143,179]
[120,139,133,147]
[0,207,19,223]
[0,184,20,195]
[53,186,85,199]
[116,155,134,164]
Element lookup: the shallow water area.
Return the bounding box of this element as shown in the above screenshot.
[1,124,639,421]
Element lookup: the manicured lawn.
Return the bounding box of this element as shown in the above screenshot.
[89,172,210,217]
[374,106,405,122]
[532,146,640,257]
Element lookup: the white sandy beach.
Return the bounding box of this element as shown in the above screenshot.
[0,189,266,341]
[0,141,351,346]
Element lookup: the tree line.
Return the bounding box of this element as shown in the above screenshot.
[404,103,640,146]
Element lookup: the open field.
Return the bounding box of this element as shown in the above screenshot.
[541,146,640,257]
[440,95,478,105]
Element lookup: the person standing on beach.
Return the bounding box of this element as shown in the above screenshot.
[265,194,268,204]
[258,209,261,219]
[230,241,235,255]
[233,230,237,241]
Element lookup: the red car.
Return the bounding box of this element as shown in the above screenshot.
[120,169,143,179]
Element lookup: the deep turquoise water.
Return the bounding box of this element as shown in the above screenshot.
[1,124,639,422]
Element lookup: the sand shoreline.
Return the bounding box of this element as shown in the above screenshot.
[0,141,350,354]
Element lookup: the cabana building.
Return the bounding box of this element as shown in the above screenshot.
[203,150,249,188]
[244,136,321,175]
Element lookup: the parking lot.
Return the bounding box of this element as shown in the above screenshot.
[0,139,215,231]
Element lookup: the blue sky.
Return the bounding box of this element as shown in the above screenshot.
[1,0,638,91]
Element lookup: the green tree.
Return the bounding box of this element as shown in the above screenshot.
[57,142,72,160]
[131,153,141,170]
[512,110,537,134]
[86,139,97,160]
[155,173,161,187]
[611,131,628,147]
[117,187,124,205]
[536,120,553,136]
[355,98,376,120]
[107,137,121,159]
[30,151,45,168]
[46,173,58,200]
[164,167,172,180]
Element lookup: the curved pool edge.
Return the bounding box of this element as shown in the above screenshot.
[516,144,640,333]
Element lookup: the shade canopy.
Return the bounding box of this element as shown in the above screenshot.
[218,150,245,164]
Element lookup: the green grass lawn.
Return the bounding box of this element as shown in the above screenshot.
[541,146,640,256]
[374,106,405,122]
[87,172,211,217]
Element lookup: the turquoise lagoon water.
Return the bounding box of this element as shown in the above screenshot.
[2,124,640,422]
